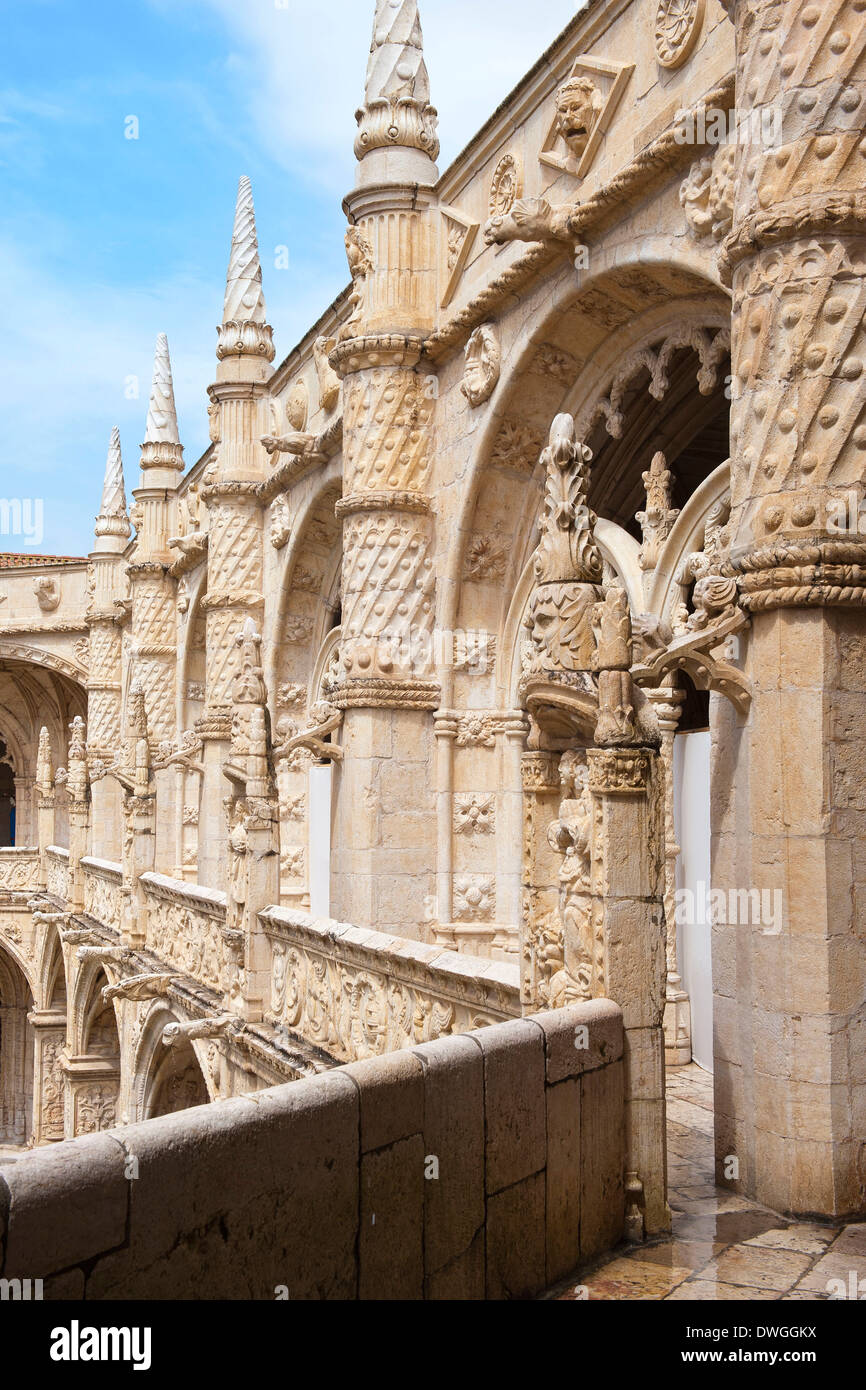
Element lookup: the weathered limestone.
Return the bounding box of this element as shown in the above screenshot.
[330,0,440,937]
[713,0,866,1217]
[0,1002,625,1300]
[199,176,274,891]
[1,0,864,1283]
[87,428,131,860]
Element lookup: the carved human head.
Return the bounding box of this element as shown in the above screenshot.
[555,76,601,159]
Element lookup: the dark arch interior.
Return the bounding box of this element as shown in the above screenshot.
[0,741,14,846]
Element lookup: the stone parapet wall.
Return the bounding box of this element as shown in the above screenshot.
[0,1000,624,1300]
[0,848,39,896]
[261,905,520,1061]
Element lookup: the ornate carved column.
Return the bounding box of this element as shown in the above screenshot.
[222,619,280,1023]
[518,414,669,1238]
[128,336,183,874]
[35,728,55,888]
[328,0,441,935]
[714,0,866,1216]
[65,716,90,914]
[198,176,274,891]
[116,682,156,949]
[590,587,668,1239]
[646,685,690,1067]
[87,426,131,860]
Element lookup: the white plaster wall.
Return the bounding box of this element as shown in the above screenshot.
[674,730,713,1072]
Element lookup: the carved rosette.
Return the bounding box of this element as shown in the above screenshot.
[655,0,705,69]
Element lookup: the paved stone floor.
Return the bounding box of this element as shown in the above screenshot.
[546,1062,866,1300]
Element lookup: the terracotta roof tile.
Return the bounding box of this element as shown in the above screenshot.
[0,554,85,569]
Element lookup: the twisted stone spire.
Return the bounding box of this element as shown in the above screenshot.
[94,427,132,542]
[217,176,274,362]
[355,0,439,162]
[141,334,184,471]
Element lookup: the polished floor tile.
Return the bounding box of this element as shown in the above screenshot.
[546,1062,856,1302]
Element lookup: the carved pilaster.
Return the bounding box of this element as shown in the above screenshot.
[646,686,690,1067]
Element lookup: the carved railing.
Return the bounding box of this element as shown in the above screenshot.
[260,906,521,1063]
[0,847,40,895]
[81,857,123,933]
[45,846,70,901]
[141,873,228,995]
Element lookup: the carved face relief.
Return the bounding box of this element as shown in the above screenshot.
[527,583,598,674]
[555,78,600,160]
[460,323,501,408]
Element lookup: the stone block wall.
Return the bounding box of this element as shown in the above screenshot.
[0,1000,624,1300]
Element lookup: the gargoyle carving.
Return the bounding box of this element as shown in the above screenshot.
[102,973,176,1004]
[483,197,588,268]
[162,1015,245,1047]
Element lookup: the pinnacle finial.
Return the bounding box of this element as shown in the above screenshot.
[145,334,181,445]
[217,177,275,362]
[354,0,439,163]
[141,335,184,472]
[95,427,132,542]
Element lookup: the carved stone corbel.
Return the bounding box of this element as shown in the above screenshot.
[274,701,344,764]
[632,605,751,715]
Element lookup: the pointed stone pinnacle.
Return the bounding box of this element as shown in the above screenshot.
[366,0,429,104]
[224,176,266,324]
[355,0,438,162]
[217,177,274,362]
[95,426,132,542]
[141,334,184,471]
[145,334,180,445]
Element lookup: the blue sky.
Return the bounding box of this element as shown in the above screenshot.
[0,0,579,555]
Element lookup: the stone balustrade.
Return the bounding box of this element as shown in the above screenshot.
[0,848,39,896]
[0,1000,625,1300]
[44,846,69,901]
[261,905,521,1063]
[81,856,123,932]
[140,873,228,995]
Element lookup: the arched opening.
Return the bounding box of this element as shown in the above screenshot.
[0,656,87,849]
[0,944,35,1148]
[0,742,14,845]
[144,1034,209,1119]
[71,968,120,1136]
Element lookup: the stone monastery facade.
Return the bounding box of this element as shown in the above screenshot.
[0,0,864,1288]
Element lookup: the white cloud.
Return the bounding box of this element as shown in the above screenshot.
[166,0,581,190]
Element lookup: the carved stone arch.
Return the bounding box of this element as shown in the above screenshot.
[311,624,343,706]
[37,920,68,1011]
[177,562,209,728]
[0,927,38,998]
[646,459,732,625]
[0,939,35,1143]
[0,642,87,688]
[132,1003,211,1123]
[70,957,120,1058]
[268,459,343,708]
[443,256,730,690]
